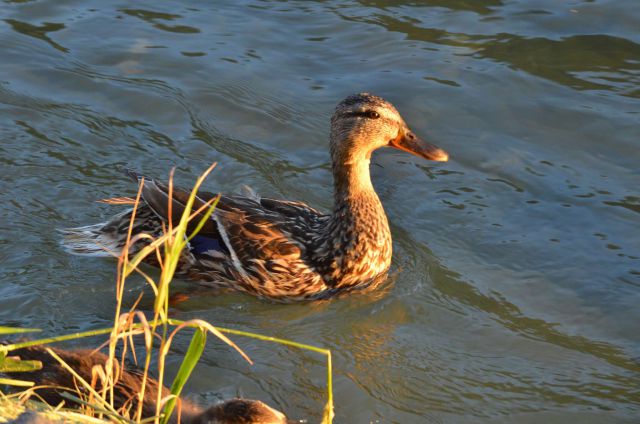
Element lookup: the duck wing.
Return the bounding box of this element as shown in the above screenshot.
[210,194,330,293]
[126,169,220,237]
[127,170,328,285]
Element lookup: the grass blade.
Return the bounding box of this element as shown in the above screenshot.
[0,357,42,372]
[45,348,122,419]
[0,377,35,387]
[0,326,41,335]
[160,328,206,424]
[0,328,115,353]
[59,392,133,424]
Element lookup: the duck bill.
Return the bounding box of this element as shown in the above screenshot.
[390,129,449,162]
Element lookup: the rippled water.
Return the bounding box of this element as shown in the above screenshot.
[1,0,639,422]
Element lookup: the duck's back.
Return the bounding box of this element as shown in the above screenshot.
[3,345,169,418]
[62,173,336,299]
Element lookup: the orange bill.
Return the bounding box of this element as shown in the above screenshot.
[389,128,449,162]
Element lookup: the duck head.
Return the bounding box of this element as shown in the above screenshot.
[194,398,293,424]
[330,92,449,166]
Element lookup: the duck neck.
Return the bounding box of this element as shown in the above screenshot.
[321,157,392,287]
[332,157,380,214]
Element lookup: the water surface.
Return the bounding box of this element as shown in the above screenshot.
[1,0,639,422]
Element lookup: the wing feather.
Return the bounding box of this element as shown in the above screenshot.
[127,171,328,290]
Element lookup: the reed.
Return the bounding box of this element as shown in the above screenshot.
[1,166,334,424]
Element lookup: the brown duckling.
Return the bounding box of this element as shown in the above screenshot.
[2,344,292,424]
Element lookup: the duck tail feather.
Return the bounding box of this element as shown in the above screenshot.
[60,222,121,257]
[61,205,164,257]
[240,184,260,202]
[60,208,138,257]
[123,167,143,182]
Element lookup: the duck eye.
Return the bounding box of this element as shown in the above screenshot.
[366,110,380,119]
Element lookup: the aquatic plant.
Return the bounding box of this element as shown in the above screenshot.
[1,165,334,423]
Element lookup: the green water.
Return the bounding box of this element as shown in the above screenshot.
[1,1,638,422]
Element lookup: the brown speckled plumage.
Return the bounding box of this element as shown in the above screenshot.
[1,344,290,424]
[62,93,448,300]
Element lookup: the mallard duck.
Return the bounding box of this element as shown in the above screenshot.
[2,344,292,424]
[63,93,448,300]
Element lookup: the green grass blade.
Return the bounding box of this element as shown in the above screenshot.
[0,326,41,335]
[0,317,334,422]
[186,196,220,243]
[59,392,134,424]
[0,377,34,387]
[154,165,216,320]
[161,328,207,424]
[321,350,334,423]
[166,321,334,424]
[0,328,114,353]
[0,358,42,372]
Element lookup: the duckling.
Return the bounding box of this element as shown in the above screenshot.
[63,93,448,300]
[2,344,291,424]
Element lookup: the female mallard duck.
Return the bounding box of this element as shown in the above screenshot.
[63,93,448,300]
[3,344,291,424]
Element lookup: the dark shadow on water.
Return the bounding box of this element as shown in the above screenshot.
[332,10,640,98]
[4,19,68,52]
[603,196,640,215]
[356,0,504,15]
[477,34,640,98]
[393,222,640,374]
[119,8,200,34]
[431,259,640,375]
